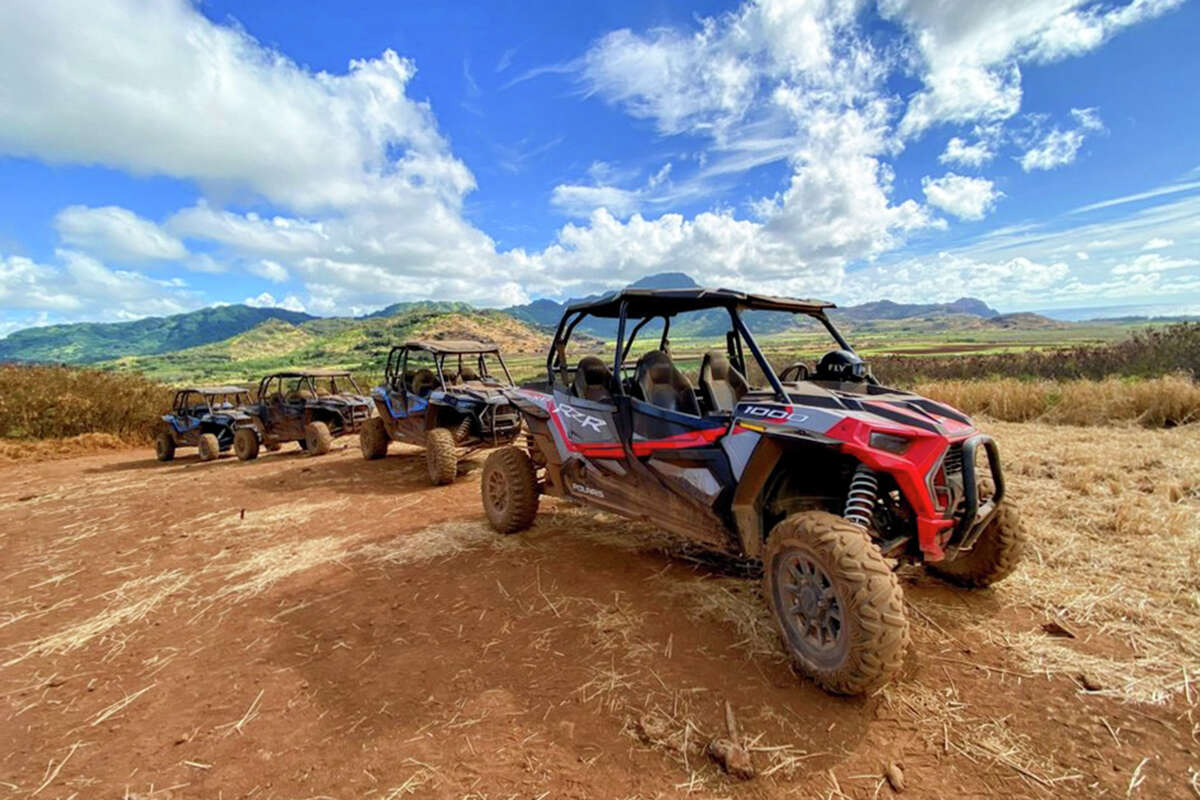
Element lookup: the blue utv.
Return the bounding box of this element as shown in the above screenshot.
[155,385,254,462]
[360,340,523,484]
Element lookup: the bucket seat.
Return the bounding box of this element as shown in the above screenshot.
[573,356,613,403]
[698,351,749,412]
[635,351,700,416]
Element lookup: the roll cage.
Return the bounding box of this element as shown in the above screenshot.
[384,342,514,395]
[172,387,252,415]
[547,287,867,403]
[255,372,363,403]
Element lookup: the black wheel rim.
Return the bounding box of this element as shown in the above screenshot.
[486,469,508,515]
[773,549,844,659]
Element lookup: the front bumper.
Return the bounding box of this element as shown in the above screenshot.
[917,434,1005,560]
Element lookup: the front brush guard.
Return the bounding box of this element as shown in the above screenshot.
[943,435,1005,558]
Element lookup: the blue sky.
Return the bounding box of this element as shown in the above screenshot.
[0,0,1198,335]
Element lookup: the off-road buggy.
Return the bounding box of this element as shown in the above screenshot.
[481,287,1024,695]
[233,370,373,460]
[360,340,523,484]
[155,386,254,462]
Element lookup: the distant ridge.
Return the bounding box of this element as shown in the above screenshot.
[0,304,314,364]
[0,271,1033,365]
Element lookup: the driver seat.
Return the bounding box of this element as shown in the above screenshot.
[573,356,612,403]
[699,351,748,412]
[635,351,700,416]
[457,366,479,383]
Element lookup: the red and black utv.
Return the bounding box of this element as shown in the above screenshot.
[479,287,1023,695]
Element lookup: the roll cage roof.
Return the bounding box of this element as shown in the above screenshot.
[263,369,354,379]
[176,385,250,396]
[399,340,502,355]
[564,287,836,319]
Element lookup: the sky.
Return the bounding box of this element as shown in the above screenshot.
[1,0,1198,336]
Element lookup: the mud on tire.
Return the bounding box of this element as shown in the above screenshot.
[305,421,333,455]
[198,432,221,462]
[927,501,1024,588]
[234,428,260,461]
[359,417,389,461]
[763,511,909,695]
[425,426,459,485]
[155,431,176,462]
[481,447,539,534]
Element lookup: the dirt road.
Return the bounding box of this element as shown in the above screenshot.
[1,424,1197,798]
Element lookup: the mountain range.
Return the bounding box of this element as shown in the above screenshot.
[0,271,1036,365]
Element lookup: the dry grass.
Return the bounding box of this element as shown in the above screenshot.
[915,374,1200,426]
[0,432,132,463]
[0,365,169,441]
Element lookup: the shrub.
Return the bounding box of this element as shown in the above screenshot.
[0,365,170,441]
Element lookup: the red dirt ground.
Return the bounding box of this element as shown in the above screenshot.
[0,434,1195,799]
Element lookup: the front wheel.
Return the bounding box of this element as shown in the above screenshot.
[155,431,176,462]
[763,511,909,695]
[425,427,458,485]
[234,428,260,461]
[359,417,389,460]
[198,433,221,462]
[481,447,539,533]
[305,421,333,455]
[927,501,1024,588]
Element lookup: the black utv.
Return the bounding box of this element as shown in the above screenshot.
[234,370,374,459]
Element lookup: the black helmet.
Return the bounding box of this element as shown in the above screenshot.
[816,349,868,382]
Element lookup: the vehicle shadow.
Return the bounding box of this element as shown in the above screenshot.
[234,445,485,496]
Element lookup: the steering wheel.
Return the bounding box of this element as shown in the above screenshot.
[778,362,810,383]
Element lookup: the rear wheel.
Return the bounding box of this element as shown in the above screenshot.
[305,421,333,455]
[425,427,458,485]
[155,431,175,462]
[359,417,389,460]
[234,428,260,461]
[198,433,221,462]
[481,447,539,533]
[763,511,909,695]
[927,501,1024,588]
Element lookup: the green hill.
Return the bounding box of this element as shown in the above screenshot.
[0,304,315,364]
[104,308,551,384]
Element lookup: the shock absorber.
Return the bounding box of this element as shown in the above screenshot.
[454,416,473,443]
[843,465,879,529]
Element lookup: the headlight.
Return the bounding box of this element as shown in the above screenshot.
[869,431,911,454]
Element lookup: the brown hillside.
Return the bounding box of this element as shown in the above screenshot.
[410,311,550,354]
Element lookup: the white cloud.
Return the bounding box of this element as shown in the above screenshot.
[844,253,1072,306]
[939,136,995,168]
[1019,108,1104,171]
[248,259,290,283]
[244,292,307,312]
[0,250,197,319]
[1142,237,1174,250]
[54,205,186,263]
[0,2,473,213]
[1112,253,1200,275]
[881,0,1181,137]
[922,173,1003,220]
